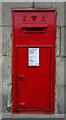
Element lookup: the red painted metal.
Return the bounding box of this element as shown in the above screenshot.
[12,10,56,113]
[21,23,48,27]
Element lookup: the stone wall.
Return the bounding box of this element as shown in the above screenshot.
[1,1,65,118]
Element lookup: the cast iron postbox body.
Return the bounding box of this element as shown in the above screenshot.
[12,10,56,113]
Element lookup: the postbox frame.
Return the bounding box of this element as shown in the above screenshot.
[12,10,56,114]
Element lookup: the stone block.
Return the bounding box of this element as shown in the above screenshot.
[64,58,66,85]
[64,27,66,56]
[51,2,64,13]
[56,27,60,38]
[64,12,66,26]
[34,2,51,9]
[56,27,61,56]
[51,3,64,27]
[60,27,66,57]
[2,27,12,56]
[56,57,64,85]
[0,27,2,57]
[2,112,64,119]
[56,11,64,27]
[64,85,66,113]
[2,0,33,2]
[2,2,33,26]
[64,3,66,26]
[2,56,11,86]
[0,55,2,113]
[56,37,60,56]
[2,85,8,112]
[2,55,12,112]
[56,85,64,113]
[0,1,2,26]
[2,80,12,113]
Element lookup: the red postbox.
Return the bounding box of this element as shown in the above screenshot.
[12,10,56,113]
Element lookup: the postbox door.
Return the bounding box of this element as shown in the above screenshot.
[17,46,51,109]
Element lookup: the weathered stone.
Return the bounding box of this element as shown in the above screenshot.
[2,113,64,119]
[7,83,12,112]
[2,0,31,1]
[2,85,8,112]
[2,55,12,112]
[61,27,66,57]
[64,2,66,26]
[56,27,60,38]
[0,1,2,26]
[56,27,61,56]
[56,57,64,85]
[56,11,64,27]
[51,3,64,27]
[51,2,64,13]
[2,27,12,56]
[34,2,51,9]
[56,85,64,113]
[56,37,60,56]
[64,85,66,113]
[63,27,66,57]
[0,27,2,57]
[2,2,33,26]
[0,26,2,114]
[0,56,2,113]
[2,56,11,86]
[64,12,66,26]
[64,58,66,85]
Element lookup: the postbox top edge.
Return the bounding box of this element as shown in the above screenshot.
[12,9,56,13]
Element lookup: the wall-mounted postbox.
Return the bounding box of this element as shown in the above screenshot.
[12,10,56,113]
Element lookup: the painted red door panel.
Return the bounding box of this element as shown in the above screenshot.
[12,10,56,113]
[17,47,51,109]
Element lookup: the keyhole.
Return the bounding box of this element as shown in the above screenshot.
[19,77,22,81]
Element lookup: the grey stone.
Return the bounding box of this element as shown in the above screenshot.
[51,3,64,27]
[2,113,64,118]
[34,2,51,9]
[56,57,64,85]
[0,27,2,57]
[51,2,64,13]
[2,81,12,113]
[64,85,66,113]
[2,56,12,86]
[56,11,64,27]
[64,27,66,56]
[2,27,12,56]
[0,85,2,113]
[0,55,2,113]
[2,85,8,112]
[56,27,61,56]
[2,0,33,2]
[56,37,60,56]
[0,26,2,114]
[56,85,64,114]
[7,83,12,112]
[64,58,66,86]
[0,1,2,26]
[61,27,65,57]
[2,55,12,112]
[2,2,33,26]
[64,12,66,27]
[56,27,60,38]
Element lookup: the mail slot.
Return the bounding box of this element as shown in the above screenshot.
[12,10,56,113]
